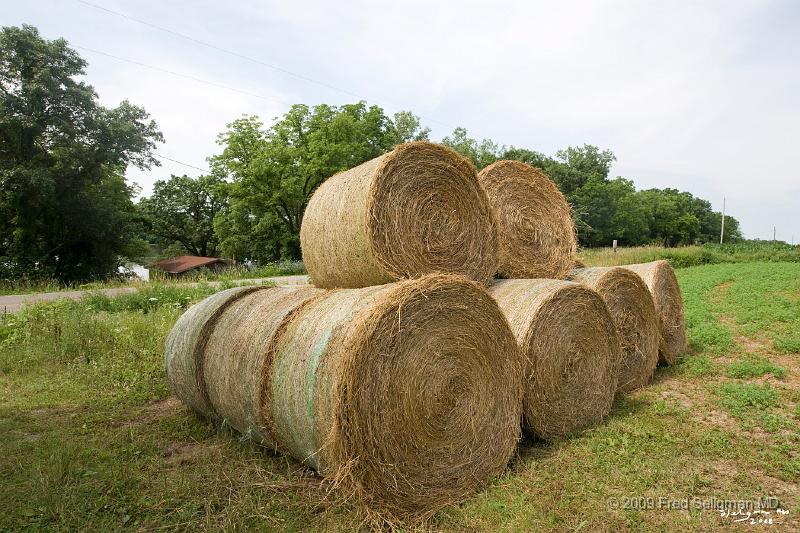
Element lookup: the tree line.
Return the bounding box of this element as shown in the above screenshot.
[1,25,741,283]
[143,109,741,265]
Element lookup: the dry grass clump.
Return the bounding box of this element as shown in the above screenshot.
[300,141,499,289]
[477,160,577,279]
[489,279,621,439]
[622,260,687,365]
[165,275,522,522]
[569,267,659,392]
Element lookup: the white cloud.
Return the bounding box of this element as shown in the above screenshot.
[5,0,798,238]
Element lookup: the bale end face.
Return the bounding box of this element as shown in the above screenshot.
[335,275,523,520]
[268,274,522,521]
[490,279,621,439]
[478,160,577,279]
[301,142,499,289]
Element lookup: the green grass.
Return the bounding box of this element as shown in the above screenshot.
[0,261,305,296]
[1,262,799,531]
[579,241,800,268]
[713,383,786,433]
[148,260,307,283]
[714,383,782,413]
[677,354,718,377]
[0,276,140,296]
[727,355,787,380]
[774,336,800,354]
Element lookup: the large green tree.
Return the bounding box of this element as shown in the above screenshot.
[571,177,649,246]
[138,174,227,257]
[441,128,740,246]
[441,127,501,170]
[0,25,162,282]
[211,102,429,261]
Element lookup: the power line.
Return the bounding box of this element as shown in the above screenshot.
[152,153,210,173]
[75,0,456,129]
[75,45,292,106]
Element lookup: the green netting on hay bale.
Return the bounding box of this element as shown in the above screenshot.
[164,286,268,417]
[268,284,391,469]
[266,274,522,521]
[622,260,687,365]
[569,267,659,393]
[202,286,324,444]
[489,279,621,439]
[300,141,499,289]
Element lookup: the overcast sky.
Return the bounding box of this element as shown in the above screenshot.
[6,0,799,241]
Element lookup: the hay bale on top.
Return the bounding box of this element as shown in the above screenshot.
[268,274,522,520]
[201,286,323,443]
[300,141,499,289]
[569,267,660,393]
[164,286,268,417]
[489,279,621,439]
[477,160,577,279]
[622,260,687,365]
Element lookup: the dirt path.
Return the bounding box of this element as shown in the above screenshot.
[0,275,310,314]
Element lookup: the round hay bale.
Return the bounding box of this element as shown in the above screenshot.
[489,279,621,439]
[477,160,577,279]
[622,260,687,365]
[267,274,522,520]
[569,267,659,393]
[201,286,324,443]
[164,286,269,417]
[300,141,499,289]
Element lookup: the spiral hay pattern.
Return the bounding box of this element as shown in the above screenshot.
[477,160,577,279]
[489,279,620,439]
[300,141,499,289]
[569,267,659,393]
[268,274,522,520]
[622,261,687,365]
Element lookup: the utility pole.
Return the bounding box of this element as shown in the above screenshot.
[720,197,726,244]
[773,226,776,242]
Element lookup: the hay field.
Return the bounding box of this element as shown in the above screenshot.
[1,262,799,531]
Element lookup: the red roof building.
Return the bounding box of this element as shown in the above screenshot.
[148,256,228,276]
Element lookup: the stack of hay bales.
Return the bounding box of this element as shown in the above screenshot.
[488,279,620,439]
[166,276,522,521]
[568,267,660,392]
[165,142,687,521]
[622,260,687,365]
[300,141,499,288]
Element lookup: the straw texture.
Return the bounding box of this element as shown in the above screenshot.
[300,141,499,289]
[202,286,324,443]
[570,267,659,392]
[267,274,522,520]
[477,160,577,279]
[164,286,268,417]
[622,261,687,365]
[489,279,621,438]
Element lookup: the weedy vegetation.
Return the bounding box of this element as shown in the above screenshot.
[1,262,799,531]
